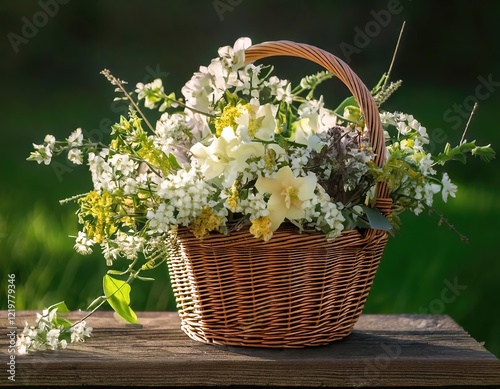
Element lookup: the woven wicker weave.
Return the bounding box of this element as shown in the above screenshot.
[167,41,391,348]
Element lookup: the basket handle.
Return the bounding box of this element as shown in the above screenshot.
[245,40,389,200]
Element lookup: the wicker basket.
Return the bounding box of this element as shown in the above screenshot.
[166,40,391,348]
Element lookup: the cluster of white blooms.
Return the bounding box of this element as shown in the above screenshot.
[74,231,95,255]
[302,186,346,238]
[381,112,457,214]
[228,191,269,220]
[154,112,195,165]
[66,128,84,164]
[265,75,293,103]
[147,167,215,232]
[16,305,92,355]
[101,232,145,264]
[29,134,56,165]
[88,150,139,195]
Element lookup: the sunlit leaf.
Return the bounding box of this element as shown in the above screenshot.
[103,275,138,324]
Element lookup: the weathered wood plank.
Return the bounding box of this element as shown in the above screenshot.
[1,311,499,387]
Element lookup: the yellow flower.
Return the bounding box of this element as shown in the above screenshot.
[255,166,317,231]
[77,191,117,243]
[227,179,240,212]
[249,216,273,242]
[214,104,242,137]
[189,206,222,239]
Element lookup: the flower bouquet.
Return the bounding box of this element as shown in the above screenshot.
[20,38,494,351]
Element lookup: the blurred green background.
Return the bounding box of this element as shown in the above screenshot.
[1,1,499,357]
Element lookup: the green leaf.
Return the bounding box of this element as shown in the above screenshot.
[435,140,495,165]
[168,153,181,170]
[54,316,74,330]
[103,275,138,324]
[334,96,358,116]
[44,301,73,330]
[361,205,392,231]
[472,144,496,162]
[343,105,362,123]
[47,301,70,314]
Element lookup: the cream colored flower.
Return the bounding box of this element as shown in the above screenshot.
[255,166,317,231]
[235,99,278,142]
[190,127,264,186]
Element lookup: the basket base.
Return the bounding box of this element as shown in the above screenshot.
[180,321,354,348]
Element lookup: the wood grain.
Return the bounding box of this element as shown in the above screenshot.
[1,311,499,387]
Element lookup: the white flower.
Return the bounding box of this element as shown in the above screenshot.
[155,112,195,164]
[424,182,441,206]
[217,37,252,70]
[135,79,164,109]
[30,134,56,165]
[147,203,175,233]
[74,231,95,255]
[255,166,317,231]
[235,99,278,142]
[181,69,213,113]
[16,333,30,355]
[70,321,93,343]
[88,149,115,192]
[441,173,457,202]
[235,64,262,97]
[266,76,293,103]
[113,232,145,260]
[67,128,83,147]
[68,148,83,165]
[418,153,436,176]
[46,328,61,350]
[109,154,137,176]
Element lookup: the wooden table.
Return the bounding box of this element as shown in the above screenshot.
[1,311,500,388]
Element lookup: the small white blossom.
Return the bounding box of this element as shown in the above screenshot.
[46,328,61,350]
[74,231,95,255]
[441,173,458,202]
[70,321,93,343]
[68,148,83,165]
[135,79,164,109]
[67,128,83,147]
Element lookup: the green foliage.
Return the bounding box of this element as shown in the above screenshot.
[103,275,138,324]
[361,205,392,231]
[436,141,496,165]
